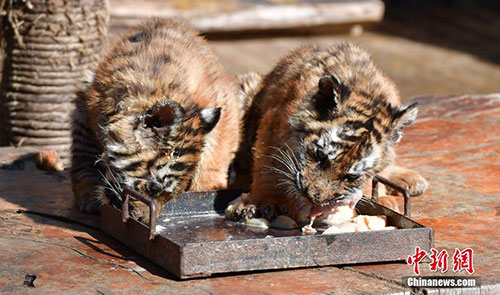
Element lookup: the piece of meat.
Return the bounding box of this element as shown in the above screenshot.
[271,215,298,229]
[323,222,369,235]
[322,214,394,235]
[245,217,270,228]
[352,215,387,230]
[301,224,317,234]
[321,205,358,226]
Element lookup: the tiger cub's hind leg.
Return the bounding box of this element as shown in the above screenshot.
[71,105,108,213]
[380,165,428,196]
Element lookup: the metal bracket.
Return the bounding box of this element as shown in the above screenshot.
[371,175,411,218]
[121,187,158,240]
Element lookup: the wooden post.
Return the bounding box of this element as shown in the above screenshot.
[0,0,109,167]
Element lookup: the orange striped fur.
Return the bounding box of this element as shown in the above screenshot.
[227,43,427,224]
[71,18,241,217]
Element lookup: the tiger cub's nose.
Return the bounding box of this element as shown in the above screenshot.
[146,182,163,196]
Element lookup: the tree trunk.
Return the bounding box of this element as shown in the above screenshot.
[0,0,109,167]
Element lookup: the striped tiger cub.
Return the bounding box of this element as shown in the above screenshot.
[71,18,241,218]
[226,43,428,225]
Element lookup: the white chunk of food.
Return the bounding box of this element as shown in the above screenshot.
[322,222,369,235]
[322,205,358,226]
[301,224,317,234]
[245,217,270,229]
[352,215,387,230]
[271,215,298,230]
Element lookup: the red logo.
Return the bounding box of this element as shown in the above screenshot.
[429,248,449,273]
[453,248,475,274]
[406,246,427,275]
[407,247,475,275]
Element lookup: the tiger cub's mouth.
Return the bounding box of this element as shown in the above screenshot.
[294,194,359,225]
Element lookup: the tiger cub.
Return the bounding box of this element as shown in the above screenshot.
[71,18,241,217]
[226,43,427,225]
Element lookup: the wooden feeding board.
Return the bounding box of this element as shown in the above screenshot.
[101,188,434,279]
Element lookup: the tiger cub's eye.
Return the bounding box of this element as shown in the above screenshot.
[344,173,362,182]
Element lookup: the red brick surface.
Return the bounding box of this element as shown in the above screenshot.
[1,94,499,294]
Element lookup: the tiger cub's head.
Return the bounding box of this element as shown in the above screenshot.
[278,75,417,219]
[101,100,220,201]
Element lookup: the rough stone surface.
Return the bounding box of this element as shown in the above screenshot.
[0,94,499,294]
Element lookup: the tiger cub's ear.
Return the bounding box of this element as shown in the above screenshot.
[136,100,185,141]
[390,102,418,143]
[143,100,184,129]
[314,75,342,117]
[199,107,221,134]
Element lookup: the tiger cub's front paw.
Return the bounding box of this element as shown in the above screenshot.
[74,185,107,214]
[225,193,285,222]
[225,193,257,221]
[387,167,428,196]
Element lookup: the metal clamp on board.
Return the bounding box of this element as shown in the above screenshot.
[371,175,411,218]
[121,187,158,240]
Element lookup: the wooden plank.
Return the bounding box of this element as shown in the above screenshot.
[110,0,385,33]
